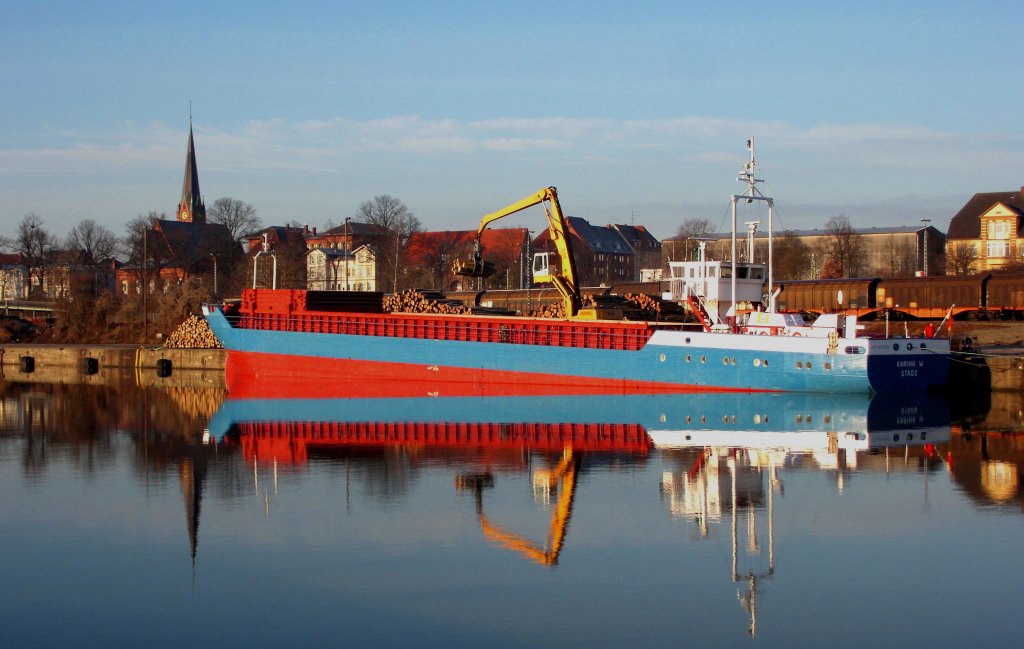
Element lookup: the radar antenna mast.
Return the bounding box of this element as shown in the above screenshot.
[730,138,776,314]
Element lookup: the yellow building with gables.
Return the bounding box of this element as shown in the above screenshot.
[945,187,1024,274]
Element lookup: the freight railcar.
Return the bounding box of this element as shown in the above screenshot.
[982,272,1024,318]
[874,275,984,319]
[776,278,879,314]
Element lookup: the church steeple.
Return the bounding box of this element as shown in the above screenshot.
[177,121,206,224]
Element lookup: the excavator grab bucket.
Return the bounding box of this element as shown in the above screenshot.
[453,257,496,278]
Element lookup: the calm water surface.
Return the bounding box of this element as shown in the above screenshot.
[1,375,1021,648]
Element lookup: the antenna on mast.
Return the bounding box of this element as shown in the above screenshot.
[730,137,776,313]
[737,137,765,203]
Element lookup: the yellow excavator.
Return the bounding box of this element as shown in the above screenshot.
[454,186,596,319]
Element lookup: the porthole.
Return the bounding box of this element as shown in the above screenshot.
[824,362,831,370]
[660,414,667,423]
[686,354,692,362]
[723,415,729,423]
[731,357,736,365]
[796,415,803,423]
[723,357,729,365]
[701,355,706,363]
[754,358,761,367]
[754,414,762,424]
[807,363,813,369]
[685,415,691,424]
[824,415,832,423]
[907,433,914,441]
[763,359,768,367]
[659,353,666,362]
[796,361,803,369]
[892,343,899,351]
[906,343,913,350]
[701,415,706,423]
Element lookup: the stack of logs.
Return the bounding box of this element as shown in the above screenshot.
[529,302,566,318]
[623,293,662,316]
[164,315,224,349]
[528,295,598,319]
[384,289,473,315]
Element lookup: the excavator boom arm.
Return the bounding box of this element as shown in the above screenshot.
[455,186,581,317]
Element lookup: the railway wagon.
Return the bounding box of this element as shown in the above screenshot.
[983,272,1024,316]
[874,275,984,318]
[777,278,879,313]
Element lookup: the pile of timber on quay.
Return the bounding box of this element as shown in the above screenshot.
[164,315,223,349]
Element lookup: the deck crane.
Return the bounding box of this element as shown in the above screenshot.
[453,186,593,319]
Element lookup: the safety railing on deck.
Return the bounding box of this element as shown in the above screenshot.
[235,311,655,351]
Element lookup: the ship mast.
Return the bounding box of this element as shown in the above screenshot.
[730,138,775,313]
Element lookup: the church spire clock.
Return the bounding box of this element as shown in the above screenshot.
[177,120,206,224]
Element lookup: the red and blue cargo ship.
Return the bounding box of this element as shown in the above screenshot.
[203,287,949,396]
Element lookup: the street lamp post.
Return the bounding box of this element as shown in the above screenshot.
[209,253,217,296]
[344,217,351,291]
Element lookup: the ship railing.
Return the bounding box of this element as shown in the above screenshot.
[237,312,655,351]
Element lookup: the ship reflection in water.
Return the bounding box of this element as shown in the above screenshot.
[5,377,1024,646]
[210,388,947,574]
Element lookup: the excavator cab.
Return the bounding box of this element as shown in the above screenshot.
[532,251,556,281]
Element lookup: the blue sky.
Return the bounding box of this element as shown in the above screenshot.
[2,0,1022,241]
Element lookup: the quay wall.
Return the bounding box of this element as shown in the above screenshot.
[986,354,1024,391]
[0,344,226,387]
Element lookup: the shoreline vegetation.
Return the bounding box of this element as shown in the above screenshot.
[0,283,214,346]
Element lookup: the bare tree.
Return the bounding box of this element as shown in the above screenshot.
[121,212,165,261]
[65,219,118,296]
[17,213,56,298]
[209,197,261,241]
[768,231,812,280]
[671,217,716,262]
[66,220,117,265]
[946,241,979,275]
[820,214,867,278]
[356,195,420,292]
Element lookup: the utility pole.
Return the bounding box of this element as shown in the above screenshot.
[344,217,351,291]
[920,218,931,276]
